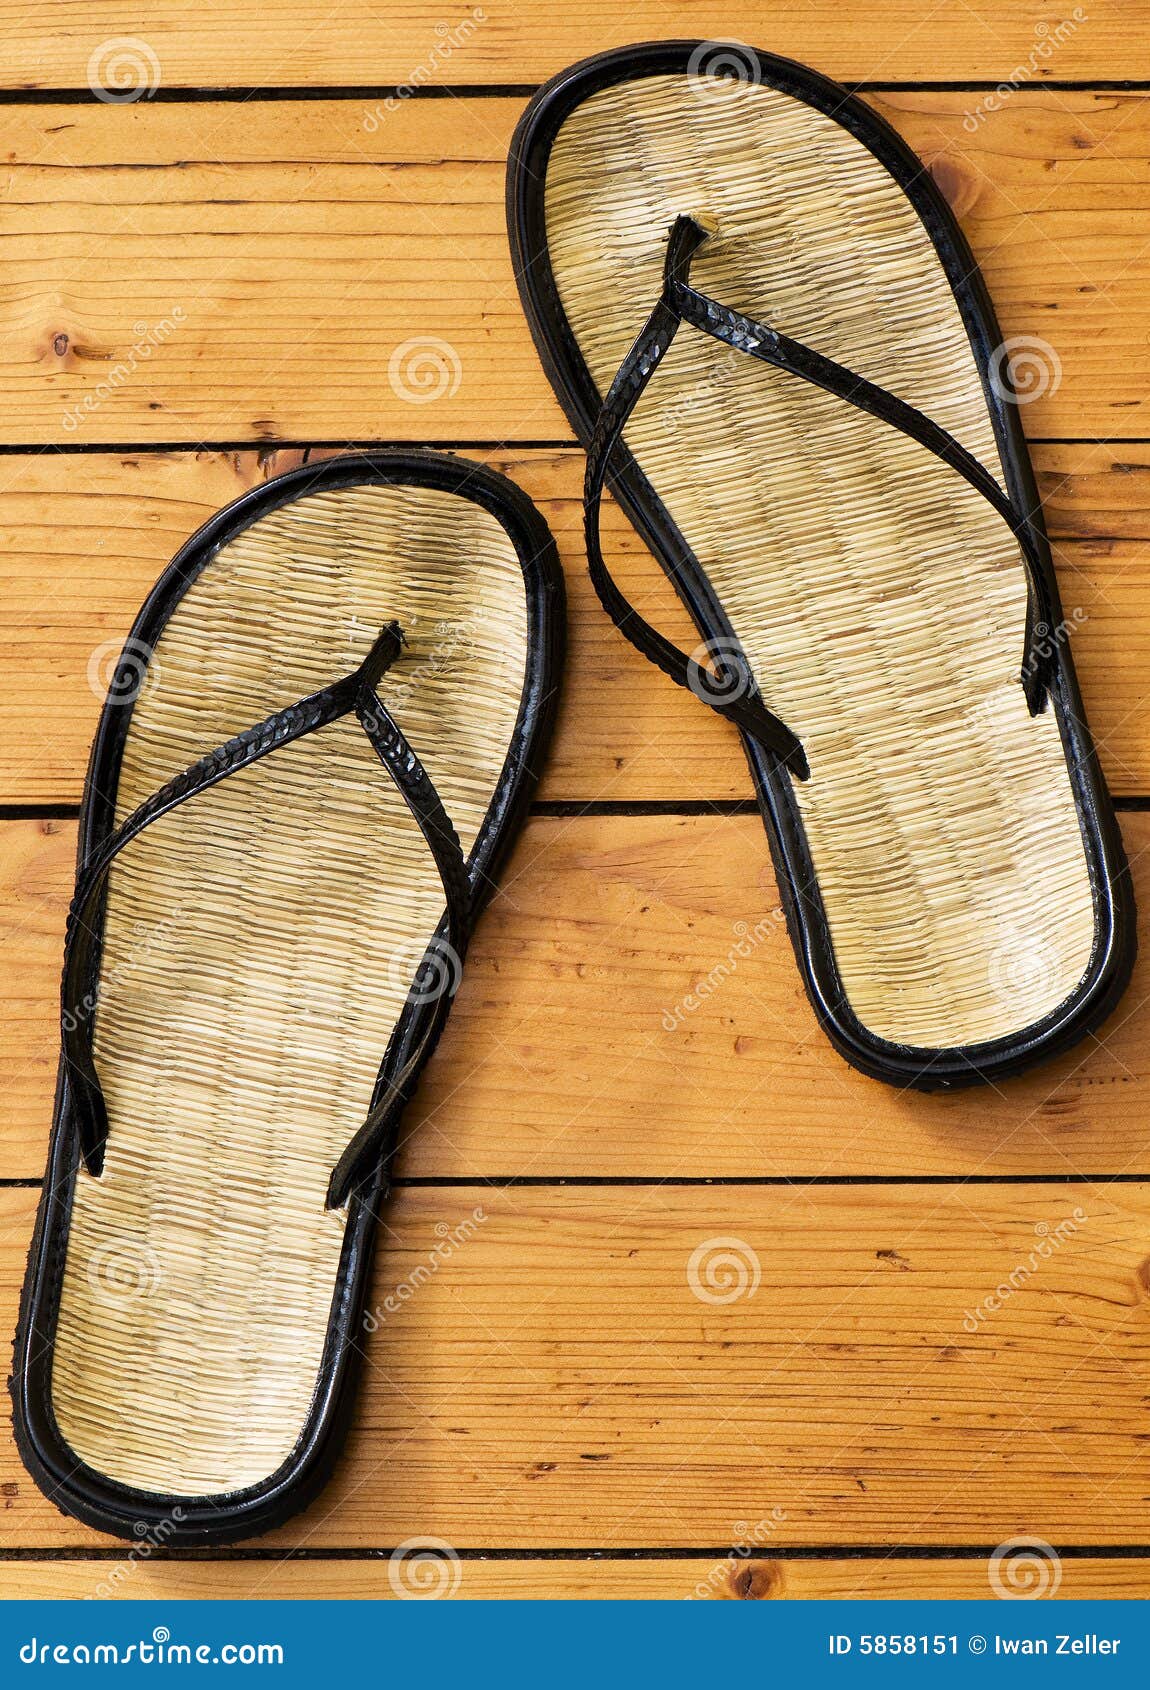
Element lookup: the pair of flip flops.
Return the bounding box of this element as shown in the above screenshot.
[13,43,1134,1543]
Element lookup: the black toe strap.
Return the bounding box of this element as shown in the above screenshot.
[585,215,1058,775]
[62,621,472,1203]
[584,221,808,778]
[324,684,472,1210]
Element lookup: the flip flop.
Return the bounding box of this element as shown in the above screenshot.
[12,450,563,1543]
[508,40,1135,1089]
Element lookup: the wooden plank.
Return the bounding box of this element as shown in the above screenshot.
[0,92,1146,442]
[5,811,1150,1183]
[1,1557,1149,1600]
[1,442,1148,807]
[1,1182,1149,1547]
[0,446,732,805]
[1,3,1145,88]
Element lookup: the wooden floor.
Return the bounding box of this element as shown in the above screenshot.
[2,0,1150,1601]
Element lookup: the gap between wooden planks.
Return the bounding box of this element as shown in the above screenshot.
[0,1183,1147,1549]
[1,2,1148,87]
[0,92,1147,441]
[0,443,1147,807]
[0,1558,1148,1601]
[3,811,1150,1183]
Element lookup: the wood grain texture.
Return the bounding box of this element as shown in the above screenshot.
[5,2,1150,1589]
[0,442,1147,807]
[4,811,1150,1183]
[1,2,1145,87]
[1,1182,1149,1548]
[0,92,1147,442]
[1,1558,1148,1600]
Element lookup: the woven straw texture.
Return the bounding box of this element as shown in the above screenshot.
[51,479,530,1497]
[543,72,1096,1050]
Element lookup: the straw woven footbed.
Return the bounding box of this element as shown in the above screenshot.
[51,480,529,1497]
[542,73,1096,1052]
